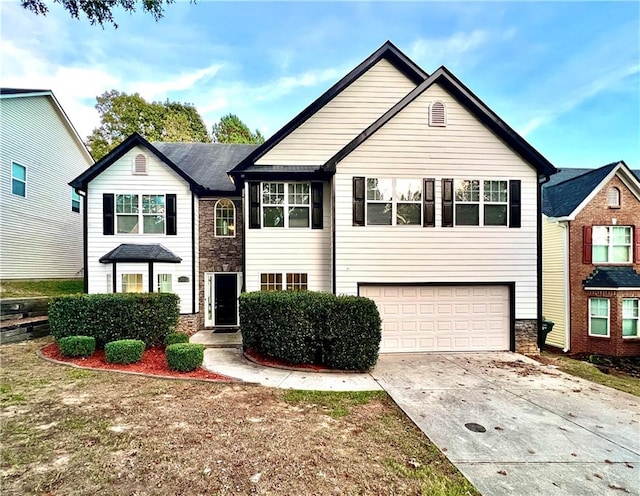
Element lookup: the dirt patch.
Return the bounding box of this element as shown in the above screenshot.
[489,359,554,377]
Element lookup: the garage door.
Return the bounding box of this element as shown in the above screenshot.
[360,285,510,353]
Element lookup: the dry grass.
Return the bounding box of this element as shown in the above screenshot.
[1,338,478,496]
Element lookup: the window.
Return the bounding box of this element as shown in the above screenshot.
[589,298,609,337]
[133,154,148,175]
[115,194,165,234]
[592,226,632,263]
[262,182,310,228]
[454,180,508,226]
[286,273,308,291]
[429,101,446,127]
[607,187,621,208]
[72,189,81,213]
[260,273,282,291]
[215,199,235,237]
[157,274,172,293]
[623,299,639,337]
[106,274,113,293]
[122,274,143,293]
[11,162,26,197]
[366,178,421,225]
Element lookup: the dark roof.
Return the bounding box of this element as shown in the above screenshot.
[231,41,428,174]
[152,142,257,193]
[0,88,50,95]
[321,66,556,177]
[583,267,640,289]
[542,162,619,217]
[99,244,182,263]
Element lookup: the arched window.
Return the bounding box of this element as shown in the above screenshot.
[607,187,620,208]
[133,153,148,175]
[429,101,446,127]
[215,199,235,237]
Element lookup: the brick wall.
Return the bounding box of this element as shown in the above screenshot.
[567,175,640,356]
[515,319,539,355]
[176,314,199,336]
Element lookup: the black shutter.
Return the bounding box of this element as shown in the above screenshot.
[509,180,521,228]
[166,194,177,235]
[353,176,365,226]
[249,182,261,229]
[103,193,114,235]
[423,178,435,227]
[442,178,453,227]
[311,182,323,229]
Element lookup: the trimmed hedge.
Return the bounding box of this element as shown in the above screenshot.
[239,291,381,370]
[165,332,190,346]
[166,343,204,372]
[105,339,145,364]
[57,335,96,358]
[49,293,180,348]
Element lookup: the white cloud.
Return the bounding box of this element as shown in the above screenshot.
[134,64,224,101]
[410,30,489,67]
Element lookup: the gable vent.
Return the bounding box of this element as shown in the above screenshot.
[607,187,620,208]
[133,154,148,175]
[429,101,446,127]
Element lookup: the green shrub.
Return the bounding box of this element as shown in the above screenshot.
[105,339,145,364]
[49,293,180,348]
[165,332,190,346]
[57,335,96,358]
[239,291,381,370]
[166,343,204,372]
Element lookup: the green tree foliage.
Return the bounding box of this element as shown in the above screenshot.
[212,113,265,144]
[21,0,173,28]
[86,90,211,160]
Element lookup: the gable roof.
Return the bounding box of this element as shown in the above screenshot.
[583,267,640,289]
[542,161,640,218]
[231,41,428,174]
[321,66,556,177]
[1,88,93,164]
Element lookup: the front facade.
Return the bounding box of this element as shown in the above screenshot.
[0,89,94,279]
[542,162,640,356]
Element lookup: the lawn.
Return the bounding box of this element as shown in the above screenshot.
[0,279,83,298]
[1,338,479,496]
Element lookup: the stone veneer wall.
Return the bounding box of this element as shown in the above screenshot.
[176,314,199,336]
[515,319,539,355]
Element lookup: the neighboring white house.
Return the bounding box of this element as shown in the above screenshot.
[230,41,557,354]
[0,89,94,279]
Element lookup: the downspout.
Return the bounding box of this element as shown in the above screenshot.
[191,192,196,315]
[538,174,551,349]
[241,184,246,292]
[80,189,88,293]
[561,221,571,352]
[331,176,336,295]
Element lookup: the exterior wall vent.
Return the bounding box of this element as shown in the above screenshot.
[607,187,620,208]
[133,153,148,175]
[429,101,446,127]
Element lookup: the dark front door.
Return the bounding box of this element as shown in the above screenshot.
[214,274,238,326]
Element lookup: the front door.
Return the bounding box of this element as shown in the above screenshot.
[214,273,238,326]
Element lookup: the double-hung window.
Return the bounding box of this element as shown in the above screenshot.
[589,298,609,337]
[116,194,165,234]
[286,273,308,291]
[260,273,282,291]
[262,182,310,228]
[366,178,421,225]
[455,180,508,226]
[11,163,26,197]
[592,226,632,263]
[623,299,639,338]
[157,274,172,293]
[122,274,143,293]
[72,189,81,213]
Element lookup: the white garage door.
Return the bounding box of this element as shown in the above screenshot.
[361,285,510,353]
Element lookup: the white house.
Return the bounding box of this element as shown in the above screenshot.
[0,89,94,279]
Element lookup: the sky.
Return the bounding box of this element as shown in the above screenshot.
[1,1,638,169]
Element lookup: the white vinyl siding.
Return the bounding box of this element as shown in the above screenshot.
[333,83,540,320]
[86,146,195,314]
[542,216,568,349]
[256,59,417,166]
[245,182,332,293]
[0,94,93,279]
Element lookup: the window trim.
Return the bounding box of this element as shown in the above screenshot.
[261,181,311,229]
[622,298,639,338]
[365,177,423,226]
[588,298,610,337]
[11,162,26,197]
[71,188,81,213]
[214,199,236,238]
[592,225,633,264]
[454,179,509,227]
[115,194,166,235]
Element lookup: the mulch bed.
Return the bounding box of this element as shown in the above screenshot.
[40,342,235,382]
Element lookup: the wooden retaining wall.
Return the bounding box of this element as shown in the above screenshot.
[0,297,51,344]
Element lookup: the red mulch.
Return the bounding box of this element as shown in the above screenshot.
[41,343,235,382]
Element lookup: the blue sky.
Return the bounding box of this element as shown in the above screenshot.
[1,1,638,169]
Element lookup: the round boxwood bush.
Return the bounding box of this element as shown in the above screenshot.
[105,339,145,364]
[166,343,204,372]
[57,335,96,358]
[164,332,190,346]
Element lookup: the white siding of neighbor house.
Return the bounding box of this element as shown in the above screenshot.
[255,59,417,166]
[86,146,196,314]
[334,83,540,320]
[0,94,93,279]
[542,216,568,349]
[244,182,332,292]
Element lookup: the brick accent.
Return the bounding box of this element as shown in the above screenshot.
[176,314,199,336]
[198,197,244,329]
[567,175,640,356]
[515,319,539,355]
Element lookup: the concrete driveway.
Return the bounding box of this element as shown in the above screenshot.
[371,352,640,496]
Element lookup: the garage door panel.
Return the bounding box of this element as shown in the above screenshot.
[362,284,510,353]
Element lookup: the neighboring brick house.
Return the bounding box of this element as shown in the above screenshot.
[542,161,640,356]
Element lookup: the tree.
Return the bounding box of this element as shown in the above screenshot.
[86,90,211,160]
[21,0,173,28]
[212,114,265,144]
